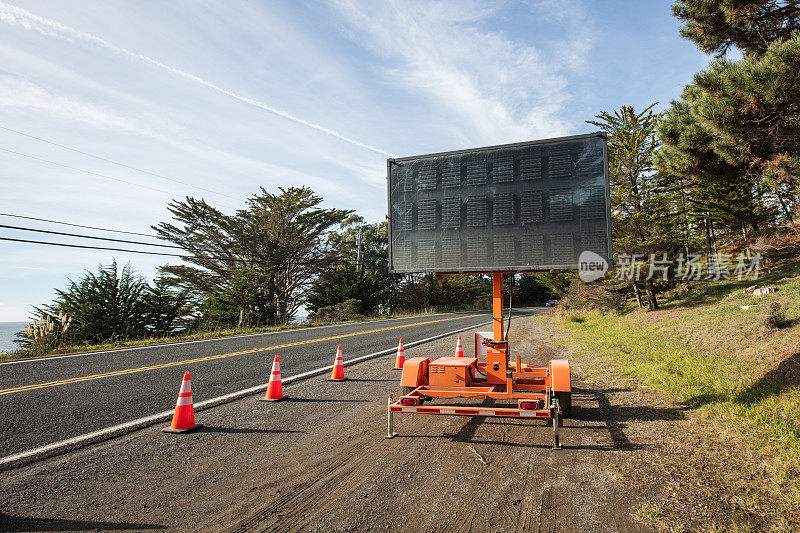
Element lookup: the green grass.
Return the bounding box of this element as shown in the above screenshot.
[549,262,800,493]
[0,310,444,362]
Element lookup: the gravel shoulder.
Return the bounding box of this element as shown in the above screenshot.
[0,315,749,532]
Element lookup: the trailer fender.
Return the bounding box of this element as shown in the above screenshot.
[400,357,430,388]
[548,359,571,392]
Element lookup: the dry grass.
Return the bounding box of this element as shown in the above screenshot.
[548,261,800,530]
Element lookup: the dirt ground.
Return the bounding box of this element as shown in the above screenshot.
[1,315,789,532]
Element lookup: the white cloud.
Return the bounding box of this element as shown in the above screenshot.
[0,74,363,209]
[0,1,393,157]
[528,0,596,71]
[0,76,148,134]
[328,0,595,144]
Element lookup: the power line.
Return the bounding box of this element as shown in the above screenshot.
[0,213,232,255]
[0,224,183,249]
[0,236,186,257]
[0,232,268,263]
[0,236,364,267]
[0,213,372,264]
[0,222,299,260]
[0,213,159,238]
[0,147,238,210]
[0,125,240,202]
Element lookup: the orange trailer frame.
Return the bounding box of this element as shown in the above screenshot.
[387,272,571,449]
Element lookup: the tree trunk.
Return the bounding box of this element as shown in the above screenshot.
[644,279,659,311]
[632,282,644,308]
[704,216,716,276]
[678,175,691,258]
[776,189,794,223]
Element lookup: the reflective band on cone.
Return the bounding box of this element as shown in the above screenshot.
[455,335,464,357]
[329,345,346,381]
[393,338,405,370]
[261,354,285,401]
[163,371,202,433]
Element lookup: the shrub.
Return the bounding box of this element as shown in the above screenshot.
[565,312,586,324]
[15,311,72,355]
[558,279,628,313]
[764,302,793,329]
[310,299,364,323]
[17,261,193,352]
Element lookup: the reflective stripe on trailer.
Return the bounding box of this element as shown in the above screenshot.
[389,404,550,418]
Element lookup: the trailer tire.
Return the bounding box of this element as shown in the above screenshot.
[556,391,572,418]
[402,386,415,396]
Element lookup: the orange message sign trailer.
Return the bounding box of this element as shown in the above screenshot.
[385,133,611,449]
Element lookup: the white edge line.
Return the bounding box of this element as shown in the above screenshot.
[0,320,492,469]
[0,311,468,365]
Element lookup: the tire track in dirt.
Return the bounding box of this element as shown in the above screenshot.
[217,318,629,532]
[224,431,375,531]
[236,453,363,531]
[223,397,404,532]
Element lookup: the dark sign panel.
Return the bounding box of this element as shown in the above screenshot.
[387,133,611,273]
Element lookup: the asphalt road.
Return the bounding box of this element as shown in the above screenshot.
[0,311,537,458]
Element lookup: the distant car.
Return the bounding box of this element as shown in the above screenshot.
[545,299,559,307]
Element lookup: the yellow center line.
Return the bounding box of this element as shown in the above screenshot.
[0,314,484,396]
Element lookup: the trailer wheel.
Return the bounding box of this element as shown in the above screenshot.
[556,391,572,418]
[402,386,415,396]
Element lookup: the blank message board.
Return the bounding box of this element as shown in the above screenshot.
[387,133,611,273]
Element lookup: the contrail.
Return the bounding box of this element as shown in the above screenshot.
[0,2,394,157]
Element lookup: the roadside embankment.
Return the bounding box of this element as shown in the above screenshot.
[548,267,800,529]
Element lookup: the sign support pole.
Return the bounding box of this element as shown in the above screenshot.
[492,272,504,341]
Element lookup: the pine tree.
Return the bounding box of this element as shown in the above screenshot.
[673,0,800,57]
[655,89,772,236]
[588,104,684,310]
[690,32,800,188]
[668,1,800,213]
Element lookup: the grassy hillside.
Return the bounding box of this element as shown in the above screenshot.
[551,262,800,500]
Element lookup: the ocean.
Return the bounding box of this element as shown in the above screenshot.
[0,322,26,354]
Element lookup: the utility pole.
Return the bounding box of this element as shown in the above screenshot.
[356,226,363,276]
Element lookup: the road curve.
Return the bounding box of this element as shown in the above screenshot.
[0,311,536,458]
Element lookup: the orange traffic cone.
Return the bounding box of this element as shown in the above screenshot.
[261,354,285,401]
[394,338,406,370]
[163,371,202,433]
[329,345,346,381]
[455,335,464,357]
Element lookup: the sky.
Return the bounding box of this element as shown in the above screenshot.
[0,0,710,322]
